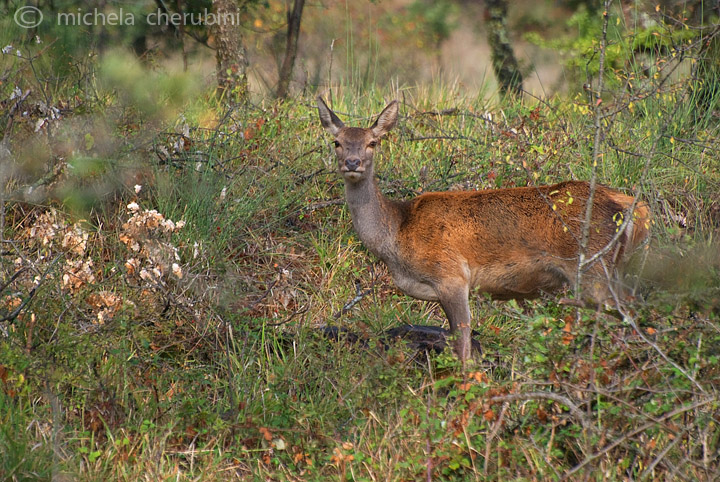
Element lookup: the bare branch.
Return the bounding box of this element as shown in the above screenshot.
[576,0,613,296]
[562,398,717,480]
[486,391,591,430]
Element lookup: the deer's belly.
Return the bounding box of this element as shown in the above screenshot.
[390,270,439,301]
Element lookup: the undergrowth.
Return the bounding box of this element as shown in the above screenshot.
[2,23,720,482]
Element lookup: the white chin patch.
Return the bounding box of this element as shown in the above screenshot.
[343,172,363,181]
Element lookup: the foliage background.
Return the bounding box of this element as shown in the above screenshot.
[1,0,719,480]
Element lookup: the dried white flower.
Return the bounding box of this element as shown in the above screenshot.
[160,219,175,232]
[2,45,12,54]
[127,202,140,212]
[134,184,142,193]
[124,258,140,274]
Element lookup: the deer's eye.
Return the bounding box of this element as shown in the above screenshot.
[368,141,377,148]
[333,141,341,148]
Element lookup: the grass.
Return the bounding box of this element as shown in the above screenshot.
[2,35,720,481]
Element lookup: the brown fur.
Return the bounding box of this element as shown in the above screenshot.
[317,97,650,363]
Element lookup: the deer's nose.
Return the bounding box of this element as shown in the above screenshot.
[345,158,361,171]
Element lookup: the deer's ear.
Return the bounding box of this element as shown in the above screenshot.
[371,101,398,138]
[317,96,344,136]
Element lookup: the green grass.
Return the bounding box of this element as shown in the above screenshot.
[2,39,720,481]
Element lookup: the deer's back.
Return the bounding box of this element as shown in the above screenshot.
[391,181,645,299]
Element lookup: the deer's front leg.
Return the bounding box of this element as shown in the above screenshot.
[438,283,473,364]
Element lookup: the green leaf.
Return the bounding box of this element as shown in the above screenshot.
[84,132,95,150]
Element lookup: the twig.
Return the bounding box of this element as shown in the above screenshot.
[416,107,459,116]
[619,309,706,393]
[0,251,63,332]
[408,135,484,145]
[246,279,278,311]
[0,275,39,324]
[426,389,433,482]
[485,391,591,430]
[561,397,716,480]
[5,160,67,202]
[221,315,239,417]
[0,267,28,293]
[576,0,613,296]
[3,88,31,143]
[483,401,508,475]
[638,428,687,481]
[333,279,374,319]
[264,306,309,327]
[303,199,344,213]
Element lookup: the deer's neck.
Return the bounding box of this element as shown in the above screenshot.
[344,177,403,260]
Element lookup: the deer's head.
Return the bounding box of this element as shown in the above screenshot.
[317,97,398,183]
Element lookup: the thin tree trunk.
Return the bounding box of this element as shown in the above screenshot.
[212,0,248,98]
[176,0,188,71]
[696,28,720,112]
[276,0,305,99]
[485,0,523,98]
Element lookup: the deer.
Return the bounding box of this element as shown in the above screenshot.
[317,97,650,363]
